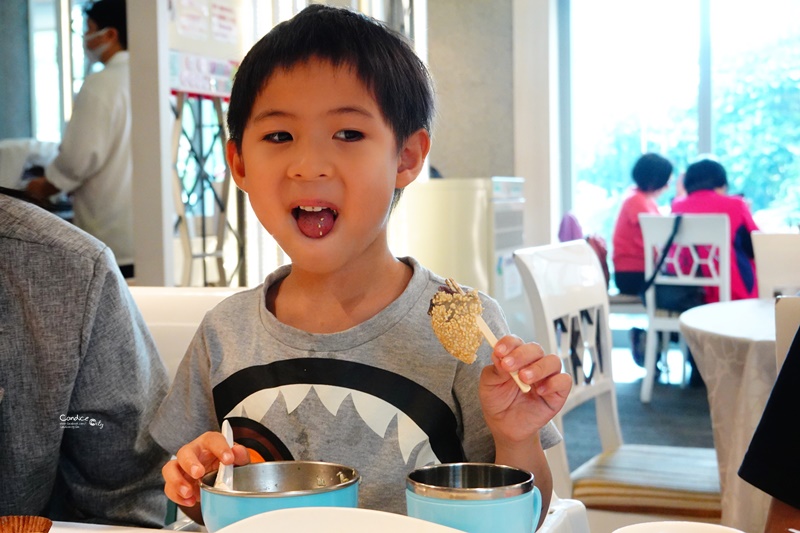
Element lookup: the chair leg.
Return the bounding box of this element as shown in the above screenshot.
[640,326,660,402]
[679,335,688,388]
[656,332,667,377]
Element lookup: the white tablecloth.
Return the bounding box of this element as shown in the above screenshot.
[680,298,776,533]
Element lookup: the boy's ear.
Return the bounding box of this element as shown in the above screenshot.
[226,140,247,191]
[395,129,431,189]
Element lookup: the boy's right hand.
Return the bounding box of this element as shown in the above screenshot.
[163,431,251,507]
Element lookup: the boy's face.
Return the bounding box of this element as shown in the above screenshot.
[228,58,429,274]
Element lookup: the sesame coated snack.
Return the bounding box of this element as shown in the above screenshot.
[428,281,484,364]
[429,278,531,392]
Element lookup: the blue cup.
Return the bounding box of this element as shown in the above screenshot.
[199,461,360,533]
[406,463,541,533]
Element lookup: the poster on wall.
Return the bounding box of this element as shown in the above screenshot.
[168,0,244,98]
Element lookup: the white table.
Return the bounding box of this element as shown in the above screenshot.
[679,298,776,533]
[52,522,160,533]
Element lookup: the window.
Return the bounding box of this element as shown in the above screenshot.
[29,0,95,142]
[709,0,800,229]
[568,0,800,286]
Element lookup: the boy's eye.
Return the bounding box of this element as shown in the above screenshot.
[334,130,364,142]
[264,131,292,143]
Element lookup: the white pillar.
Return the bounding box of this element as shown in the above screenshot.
[513,0,561,246]
[128,0,175,285]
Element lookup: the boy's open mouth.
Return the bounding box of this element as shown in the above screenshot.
[293,206,338,238]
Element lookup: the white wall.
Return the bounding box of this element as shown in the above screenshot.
[427,0,514,178]
[426,0,561,246]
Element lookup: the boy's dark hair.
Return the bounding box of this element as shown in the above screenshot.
[631,153,673,192]
[85,0,127,49]
[227,4,434,152]
[684,158,728,194]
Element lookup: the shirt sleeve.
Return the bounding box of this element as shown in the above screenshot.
[45,78,116,193]
[150,324,219,455]
[60,249,171,527]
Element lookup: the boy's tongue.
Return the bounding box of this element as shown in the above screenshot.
[296,208,336,238]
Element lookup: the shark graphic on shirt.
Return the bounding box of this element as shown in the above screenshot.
[212,358,466,468]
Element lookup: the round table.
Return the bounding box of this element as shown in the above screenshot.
[680,298,776,533]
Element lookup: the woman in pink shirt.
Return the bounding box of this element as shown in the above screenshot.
[672,158,760,301]
[612,153,674,295]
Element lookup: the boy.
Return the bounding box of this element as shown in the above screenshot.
[153,5,571,526]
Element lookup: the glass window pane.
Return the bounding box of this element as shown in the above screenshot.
[570,0,700,245]
[711,0,800,231]
[30,0,60,142]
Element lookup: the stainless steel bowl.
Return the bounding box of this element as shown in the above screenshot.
[199,461,360,533]
[406,462,534,500]
[200,460,359,496]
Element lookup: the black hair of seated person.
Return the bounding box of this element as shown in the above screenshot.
[684,158,728,194]
[85,0,128,49]
[631,153,673,192]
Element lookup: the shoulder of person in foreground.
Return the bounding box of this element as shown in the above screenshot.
[0,194,171,526]
[67,258,171,527]
[739,327,800,530]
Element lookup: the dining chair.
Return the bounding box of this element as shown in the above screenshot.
[775,295,800,372]
[752,231,800,298]
[129,285,243,381]
[513,241,721,533]
[638,214,731,403]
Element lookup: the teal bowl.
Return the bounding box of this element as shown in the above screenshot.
[200,461,360,532]
[406,463,541,533]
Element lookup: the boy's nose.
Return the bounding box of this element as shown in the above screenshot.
[287,143,333,179]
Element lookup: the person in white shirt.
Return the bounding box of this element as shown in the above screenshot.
[27,0,134,278]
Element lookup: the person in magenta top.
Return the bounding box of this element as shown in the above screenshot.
[612,153,674,295]
[671,157,760,301]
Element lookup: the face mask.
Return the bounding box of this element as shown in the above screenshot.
[83,28,111,64]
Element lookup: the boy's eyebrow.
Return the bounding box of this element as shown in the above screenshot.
[328,105,375,118]
[251,105,375,123]
[251,109,292,122]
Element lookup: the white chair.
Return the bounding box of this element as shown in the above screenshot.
[514,241,720,533]
[129,285,243,381]
[752,231,800,298]
[775,295,800,372]
[638,214,731,403]
[539,494,591,533]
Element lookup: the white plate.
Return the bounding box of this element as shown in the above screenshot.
[613,522,745,533]
[215,507,464,533]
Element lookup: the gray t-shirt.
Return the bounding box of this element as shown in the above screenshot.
[151,257,560,514]
[0,194,170,527]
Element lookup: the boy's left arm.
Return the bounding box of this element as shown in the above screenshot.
[479,336,572,529]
